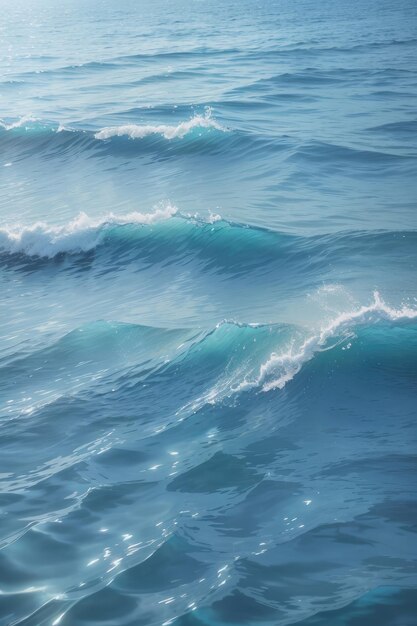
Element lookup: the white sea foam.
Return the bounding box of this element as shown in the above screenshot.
[94,109,225,140]
[182,210,223,224]
[56,123,70,133]
[0,205,178,258]
[0,115,37,130]
[253,291,417,393]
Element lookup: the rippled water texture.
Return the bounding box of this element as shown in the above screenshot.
[1,0,417,624]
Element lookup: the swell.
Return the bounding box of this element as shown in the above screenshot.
[5,38,416,85]
[4,114,415,164]
[0,116,284,164]
[244,37,417,59]
[1,211,416,281]
[168,292,417,409]
[0,321,199,421]
[2,293,416,420]
[0,109,227,145]
[94,108,225,140]
[3,46,242,81]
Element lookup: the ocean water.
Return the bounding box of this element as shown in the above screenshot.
[1,0,417,624]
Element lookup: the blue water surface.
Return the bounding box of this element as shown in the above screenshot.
[0,0,417,624]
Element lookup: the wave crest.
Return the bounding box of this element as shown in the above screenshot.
[94,109,225,140]
[0,115,37,130]
[180,293,417,415]
[0,205,178,257]
[238,292,417,394]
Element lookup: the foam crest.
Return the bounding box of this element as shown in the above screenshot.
[0,115,37,130]
[94,109,225,140]
[0,205,178,258]
[258,291,417,392]
[191,293,417,409]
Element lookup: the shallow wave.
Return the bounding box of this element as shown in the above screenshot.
[1,210,416,270]
[0,109,226,141]
[0,110,232,160]
[0,114,38,130]
[289,139,410,165]
[253,37,417,58]
[0,205,179,257]
[4,47,242,81]
[94,109,225,140]
[367,119,417,134]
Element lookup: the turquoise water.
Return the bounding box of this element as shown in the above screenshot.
[1,0,417,624]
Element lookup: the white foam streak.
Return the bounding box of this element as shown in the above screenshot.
[259,291,417,392]
[0,115,37,130]
[0,205,178,257]
[94,110,225,140]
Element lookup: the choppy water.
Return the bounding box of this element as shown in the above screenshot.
[1,0,417,624]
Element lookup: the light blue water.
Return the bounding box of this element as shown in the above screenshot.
[1,1,417,624]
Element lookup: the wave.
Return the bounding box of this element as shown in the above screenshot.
[6,112,414,169]
[94,108,225,140]
[3,293,416,423]
[4,115,413,170]
[0,109,226,141]
[0,205,179,257]
[0,110,233,160]
[0,115,38,130]
[0,321,198,419]
[249,291,417,393]
[171,292,417,414]
[367,119,417,134]
[251,37,417,58]
[1,212,416,285]
[4,47,242,81]
[289,140,410,165]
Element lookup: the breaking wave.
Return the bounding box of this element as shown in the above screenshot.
[94,109,225,140]
[0,205,179,257]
